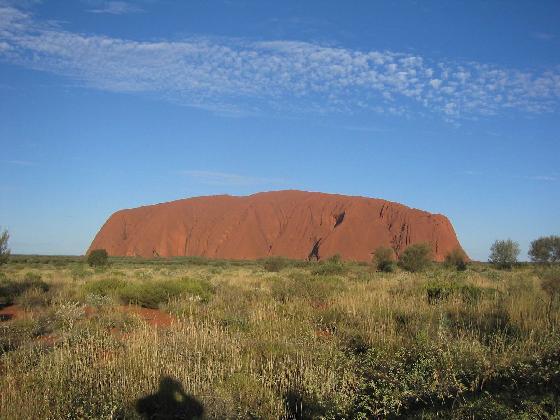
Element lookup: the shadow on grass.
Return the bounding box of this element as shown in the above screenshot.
[135,376,204,420]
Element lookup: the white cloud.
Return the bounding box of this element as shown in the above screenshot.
[86,1,143,15]
[180,170,284,186]
[429,79,441,89]
[0,4,559,119]
[527,175,557,182]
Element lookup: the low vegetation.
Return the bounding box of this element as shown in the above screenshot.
[398,242,432,272]
[0,251,559,418]
[372,246,395,272]
[444,247,469,271]
[87,248,109,267]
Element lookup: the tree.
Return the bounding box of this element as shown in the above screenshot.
[398,243,432,272]
[87,249,109,267]
[489,239,520,269]
[373,246,395,272]
[444,247,468,271]
[0,228,10,265]
[529,235,560,264]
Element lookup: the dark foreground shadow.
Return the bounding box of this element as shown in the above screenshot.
[135,376,204,420]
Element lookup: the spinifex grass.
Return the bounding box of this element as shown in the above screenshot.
[0,258,559,418]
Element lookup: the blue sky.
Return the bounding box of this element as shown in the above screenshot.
[0,0,558,260]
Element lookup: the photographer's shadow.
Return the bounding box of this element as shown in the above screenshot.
[135,376,204,420]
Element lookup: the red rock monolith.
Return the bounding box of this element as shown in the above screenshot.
[88,190,465,262]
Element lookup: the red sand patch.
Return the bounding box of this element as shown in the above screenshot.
[84,305,97,318]
[84,305,174,328]
[120,306,174,328]
[0,304,26,322]
[36,334,57,346]
[316,329,333,339]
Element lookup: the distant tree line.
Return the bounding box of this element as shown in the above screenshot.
[371,234,559,272]
[0,227,558,271]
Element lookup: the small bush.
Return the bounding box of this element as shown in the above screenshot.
[0,274,49,306]
[426,282,453,304]
[444,248,469,271]
[23,272,43,284]
[262,256,288,272]
[270,272,345,304]
[398,243,432,272]
[178,277,215,303]
[489,239,520,269]
[19,287,52,309]
[71,265,92,280]
[119,278,214,308]
[87,249,109,267]
[373,247,395,272]
[83,277,127,297]
[459,284,483,303]
[312,255,346,276]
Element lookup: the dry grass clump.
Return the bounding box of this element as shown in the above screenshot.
[0,259,559,418]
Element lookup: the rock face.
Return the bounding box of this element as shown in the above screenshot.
[88,190,465,262]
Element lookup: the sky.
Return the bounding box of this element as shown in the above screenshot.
[0,0,559,260]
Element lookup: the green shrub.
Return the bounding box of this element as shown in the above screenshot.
[119,278,214,308]
[71,265,92,280]
[83,277,127,297]
[444,247,469,271]
[373,247,395,272]
[262,256,288,272]
[87,249,109,267]
[270,272,345,304]
[398,243,432,272]
[459,284,483,303]
[452,395,515,419]
[353,344,449,417]
[178,277,215,303]
[23,272,43,283]
[312,255,346,276]
[19,286,52,309]
[0,274,49,306]
[425,281,483,305]
[426,282,453,304]
[489,239,520,269]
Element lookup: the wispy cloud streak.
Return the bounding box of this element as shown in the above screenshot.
[87,1,144,15]
[0,4,559,118]
[526,175,557,182]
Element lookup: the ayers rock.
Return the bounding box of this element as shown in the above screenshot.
[88,190,465,262]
